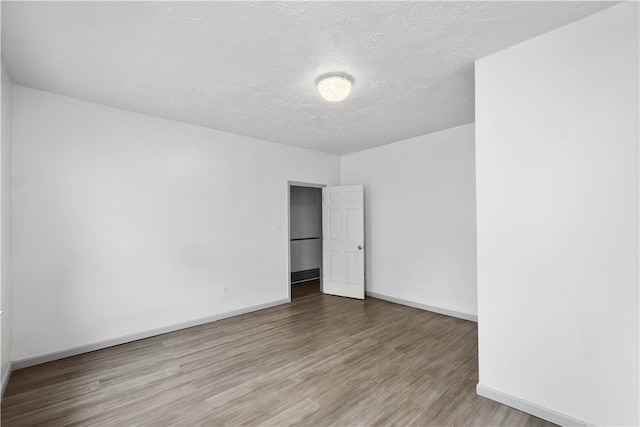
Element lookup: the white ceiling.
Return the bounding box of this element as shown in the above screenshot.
[2,1,614,155]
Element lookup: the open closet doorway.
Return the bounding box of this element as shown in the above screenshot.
[287,181,366,302]
[288,183,323,301]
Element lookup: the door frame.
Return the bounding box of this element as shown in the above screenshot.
[286,180,326,302]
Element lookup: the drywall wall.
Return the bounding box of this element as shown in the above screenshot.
[290,186,321,273]
[475,3,639,425]
[1,62,13,392]
[341,123,477,319]
[11,86,339,362]
[290,239,321,273]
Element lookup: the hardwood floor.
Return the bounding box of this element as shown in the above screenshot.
[2,293,555,426]
[291,279,321,300]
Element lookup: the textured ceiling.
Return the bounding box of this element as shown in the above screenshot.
[2,1,614,154]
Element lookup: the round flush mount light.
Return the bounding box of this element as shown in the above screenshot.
[316,73,353,102]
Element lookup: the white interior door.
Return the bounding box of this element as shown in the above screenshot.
[322,185,365,299]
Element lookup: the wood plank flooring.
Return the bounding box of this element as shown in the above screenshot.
[291,279,321,300]
[2,291,555,426]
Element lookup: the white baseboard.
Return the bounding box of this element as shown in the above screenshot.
[476,384,593,426]
[366,291,477,322]
[13,298,289,371]
[1,361,12,398]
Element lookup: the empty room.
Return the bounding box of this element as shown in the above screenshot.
[0,1,638,426]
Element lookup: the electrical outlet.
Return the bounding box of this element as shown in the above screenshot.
[223,285,229,295]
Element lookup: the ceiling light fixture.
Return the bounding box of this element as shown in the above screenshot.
[316,73,353,102]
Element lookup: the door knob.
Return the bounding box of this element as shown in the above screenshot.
[358,245,363,250]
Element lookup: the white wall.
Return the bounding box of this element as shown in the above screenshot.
[290,186,321,273]
[1,62,13,391]
[11,86,339,362]
[341,123,477,319]
[475,3,639,426]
